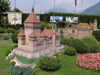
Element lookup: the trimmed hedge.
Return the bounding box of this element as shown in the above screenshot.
[64,47,76,56]
[68,39,90,54]
[81,37,99,47]
[11,31,20,43]
[92,30,100,41]
[0,28,5,33]
[38,56,61,71]
[10,66,35,75]
[90,45,99,53]
[7,28,16,33]
[9,61,15,66]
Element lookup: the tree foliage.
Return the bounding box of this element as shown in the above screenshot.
[41,22,51,31]
[13,7,20,12]
[0,0,10,13]
[38,56,61,71]
[92,30,100,41]
[11,31,20,43]
[10,66,35,75]
[81,37,99,47]
[56,21,66,28]
[64,47,76,56]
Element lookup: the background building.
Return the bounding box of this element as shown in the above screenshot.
[5,11,22,25]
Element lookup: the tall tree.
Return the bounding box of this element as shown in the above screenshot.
[0,0,10,13]
[0,0,10,24]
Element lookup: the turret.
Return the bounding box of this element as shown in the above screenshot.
[29,32,37,52]
[24,7,41,45]
[18,31,25,45]
[52,29,56,47]
[94,19,97,30]
[40,32,47,49]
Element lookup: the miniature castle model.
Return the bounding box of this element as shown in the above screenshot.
[63,19,98,38]
[13,8,61,59]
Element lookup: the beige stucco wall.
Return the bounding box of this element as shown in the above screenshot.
[6,11,22,24]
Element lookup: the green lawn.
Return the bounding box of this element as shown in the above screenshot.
[0,41,16,75]
[15,55,41,65]
[34,54,100,75]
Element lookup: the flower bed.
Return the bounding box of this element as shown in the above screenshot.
[76,53,100,72]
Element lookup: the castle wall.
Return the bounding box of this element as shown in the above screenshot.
[18,45,34,53]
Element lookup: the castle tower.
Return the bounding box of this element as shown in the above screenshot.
[40,33,47,49]
[52,29,56,47]
[94,19,97,30]
[24,7,41,45]
[29,32,37,52]
[18,31,25,48]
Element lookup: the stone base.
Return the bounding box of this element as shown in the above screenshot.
[12,45,64,59]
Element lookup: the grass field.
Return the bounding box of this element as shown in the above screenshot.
[0,41,16,75]
[15,55,40,65]
[34,54,100,75]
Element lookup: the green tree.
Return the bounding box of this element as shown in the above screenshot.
[41,22,51,31]
[13,7,20,12]
[0,0,10,24]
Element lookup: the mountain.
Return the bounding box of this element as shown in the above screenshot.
[46,7,67,13]
[83,2,100,15]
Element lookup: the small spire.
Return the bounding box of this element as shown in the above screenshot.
[32,7,34,12]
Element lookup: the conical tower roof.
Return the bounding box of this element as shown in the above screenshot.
[24,7,41,23]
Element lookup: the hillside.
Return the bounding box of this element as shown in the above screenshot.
[83,2,100,15]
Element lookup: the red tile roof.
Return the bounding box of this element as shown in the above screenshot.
[39,29,53,37]
[78,23,88,26]
[24,8,41,23]
[37,37,43,42]
[29,32,37,37]
[94,19,97,22]
[63,30,67,33]
[78,27,89,31]
[18,31,25,36]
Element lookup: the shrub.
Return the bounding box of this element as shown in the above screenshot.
[56,21,66,28]
[9,61,15,66]
[76,53,100,72]
[81,37,99,47]
[33,65,41,72]
[66,22,72,25]
[3,36,9,40]
[92,30,100,41]
[11,31,20,43]
[38,56,61,71]
[90,45,99,53]
[64,47,76,56]
[0,28,5,33]
[41,22,51,31]
[53,53,59,57]
[98,25,100,29]
[10,66,35,75]
[5,50,11,56]
[7,55,15,62]
[7,28,16,33]
[68,39,90,54]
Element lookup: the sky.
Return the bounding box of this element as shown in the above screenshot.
[9,0,100,14]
